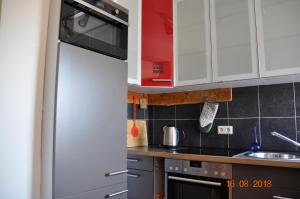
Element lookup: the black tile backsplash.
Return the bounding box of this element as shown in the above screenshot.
[229,119,259,150]
[260,118,296,152]
[128,82,300,152]
[297,118,300,150]
[295,83,300,116]
[215,102,228,119]
[260,83,295,117]
[229,86,259,118]
[153,105,175,119]
[176,120,200,147]
[176,104,201,119]
[127,103,145,119]
[201,119,229,149]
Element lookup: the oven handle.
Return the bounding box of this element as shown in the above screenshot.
[72,0,129,26]
[168,176,222,187]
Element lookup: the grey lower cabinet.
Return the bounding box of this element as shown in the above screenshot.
[128,169,153,199]
[127,155,164,199]
[232,165,300,199]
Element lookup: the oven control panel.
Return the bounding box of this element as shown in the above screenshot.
[165,159,232,179]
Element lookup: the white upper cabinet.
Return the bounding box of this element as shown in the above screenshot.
[174,0,212,86]
[256,0,300,77]
[116,0,142,85]
[211,0,259,82]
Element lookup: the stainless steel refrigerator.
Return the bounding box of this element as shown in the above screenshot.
[43,42,128,199]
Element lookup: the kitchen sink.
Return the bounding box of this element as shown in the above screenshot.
[234,151,300,161]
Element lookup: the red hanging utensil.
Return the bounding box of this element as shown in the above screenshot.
[131,96,139,137]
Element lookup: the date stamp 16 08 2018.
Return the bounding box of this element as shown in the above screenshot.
[227,179,272,189]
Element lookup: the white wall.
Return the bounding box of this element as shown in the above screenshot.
[0,0,50,199]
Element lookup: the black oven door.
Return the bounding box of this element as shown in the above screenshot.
[166,173,229,199]
[59,0,128,60]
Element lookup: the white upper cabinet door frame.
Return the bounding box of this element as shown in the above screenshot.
[255,0,300,77]
[174,0,212,86]
[117,0,142,85]
[211,0,259,82]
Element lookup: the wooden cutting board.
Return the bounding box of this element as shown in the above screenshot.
[127,120,148,147]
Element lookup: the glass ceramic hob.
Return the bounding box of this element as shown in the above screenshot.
[153,145,244,157]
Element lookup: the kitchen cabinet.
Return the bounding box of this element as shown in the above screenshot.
[211,0,259,82]
[127,155,164,199]
[119,0,173,87]
[174,0,212,86]
[125,0,300,89]
[116,0,142,85]
[141,0,174,87]
[232,165,300,199]
[174,0,259,86]
[255,0,300,77]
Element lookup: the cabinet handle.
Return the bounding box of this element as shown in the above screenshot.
[151,79,172,82]
[105,190,128,198]
[72,0,129,26]
[127,173,140,178]
[127,158,140,162]
[105,170,128,177]
[273,196,293,199]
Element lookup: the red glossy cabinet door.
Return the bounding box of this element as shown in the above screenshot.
[141,0,173,87]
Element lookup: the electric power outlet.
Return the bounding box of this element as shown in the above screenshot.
[217,126,233,135]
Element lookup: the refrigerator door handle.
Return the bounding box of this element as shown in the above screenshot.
[105,170,128,177]
[105,190,128,198]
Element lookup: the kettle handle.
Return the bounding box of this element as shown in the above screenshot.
[179,130,186,143]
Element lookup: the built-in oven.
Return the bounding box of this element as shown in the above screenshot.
[59,0,128,60]
[165,159,232,199]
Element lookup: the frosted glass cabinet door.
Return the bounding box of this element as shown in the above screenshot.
[116,0,141,85]
[211,0,259,82]
[256,0,300,77]
[174,0,212,86]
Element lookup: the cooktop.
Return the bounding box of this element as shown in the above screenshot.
[152,145,244,157]
[174,148,244,157]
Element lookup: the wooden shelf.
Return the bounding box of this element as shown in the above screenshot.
[128,88,232,106]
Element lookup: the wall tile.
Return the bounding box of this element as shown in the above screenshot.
[153,120,175,145]
[215,102,228,119]
[229,119,259,150]
[229,86,259,118]
[297,118,300,151]
[148,106,154,119]
[260,84,295,117]
[128,104,145,119]
[295,83,300,116]
[147,120,154,145]
[176,104,201,119]
[154,106,175,119]
[176,120,201,147]
[260,118,296,152]
[201,119,228,149]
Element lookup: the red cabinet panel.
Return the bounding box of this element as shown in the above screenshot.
[141,0,174,87]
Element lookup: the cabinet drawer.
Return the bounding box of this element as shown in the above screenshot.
[127,169,153,199]
[233,165,300,190]
[127,155,153,171]
[271,188,300,199]
[57,183,127,199]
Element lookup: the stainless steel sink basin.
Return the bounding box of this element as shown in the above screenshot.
[235,151,300,161]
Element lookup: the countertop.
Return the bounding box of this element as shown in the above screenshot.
[127,146,300,169]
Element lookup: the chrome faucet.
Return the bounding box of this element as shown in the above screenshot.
[270,132,300,147]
